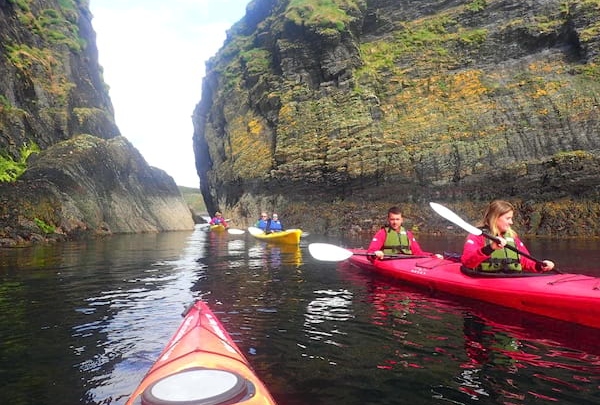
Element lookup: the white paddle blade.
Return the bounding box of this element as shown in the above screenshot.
[308,243,354,262]
[429,202,482,236]
[227,228,245,235]
[196,223,210,230]
[247,226,264,236]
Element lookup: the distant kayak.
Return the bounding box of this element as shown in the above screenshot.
[247,227,302,245]
[125,300,277,405]
[210,224,227,232]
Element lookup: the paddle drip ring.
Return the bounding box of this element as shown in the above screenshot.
[141,367,254,405]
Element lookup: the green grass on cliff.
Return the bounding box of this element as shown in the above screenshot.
[0,143,40,182]
[285,0,359,31]
[9,0,84,51]
[179,186,207,213]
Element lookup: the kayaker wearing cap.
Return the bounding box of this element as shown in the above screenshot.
[462,200,554,273]
[268,213,284,233]
[209,211,228,228]
[367,206,438,260]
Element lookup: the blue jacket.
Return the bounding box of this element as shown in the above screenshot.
[255,218,269,230]
[269,219,283,232]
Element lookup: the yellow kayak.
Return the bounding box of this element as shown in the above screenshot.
[247,227,302,245]
[210,224,227,232]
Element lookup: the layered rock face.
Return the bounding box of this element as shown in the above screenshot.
[0,0,194,246]
[0,135,193,241]
[193,0,600,237]
[0,0,119,152]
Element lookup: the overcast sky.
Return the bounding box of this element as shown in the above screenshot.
[89,0,250,187]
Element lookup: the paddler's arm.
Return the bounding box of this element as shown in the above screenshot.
[515,237,555,272]
[461,234,490,269]
[367,228,387,260]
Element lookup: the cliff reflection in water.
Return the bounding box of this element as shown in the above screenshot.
[1,226,599,405]
[336,260,600,405]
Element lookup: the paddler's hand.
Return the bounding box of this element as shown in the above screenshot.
[540,260,555,271]
[491,236,507,250]
[373,250,384,259]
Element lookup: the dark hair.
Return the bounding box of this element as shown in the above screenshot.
[388,206,402,215]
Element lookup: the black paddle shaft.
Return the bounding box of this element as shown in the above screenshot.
[482,232,543,265]
[354,252,430,260]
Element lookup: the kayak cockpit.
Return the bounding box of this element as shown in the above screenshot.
[141,367,256,405]
[460,266,559,278]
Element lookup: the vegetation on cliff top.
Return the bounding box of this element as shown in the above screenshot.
[284,0,364,32]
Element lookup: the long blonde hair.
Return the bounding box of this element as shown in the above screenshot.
[481,200,516,237]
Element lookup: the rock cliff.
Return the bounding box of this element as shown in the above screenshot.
[193,0,600,237]
[0,0,194,246]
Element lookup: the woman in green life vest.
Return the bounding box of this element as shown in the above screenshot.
[461,200,555,273]
[367,206,440,260]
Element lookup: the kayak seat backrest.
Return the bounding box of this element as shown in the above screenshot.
[443,252,462,262]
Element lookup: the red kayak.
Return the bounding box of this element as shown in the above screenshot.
[126,300,276,405]
[347,249,600,329]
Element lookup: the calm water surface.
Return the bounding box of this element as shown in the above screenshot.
[1,226,599,405]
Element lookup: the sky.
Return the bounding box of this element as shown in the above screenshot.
[89,0,250,187]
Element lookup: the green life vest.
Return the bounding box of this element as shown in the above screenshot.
[478,236,522,272]
[382,226,413,255]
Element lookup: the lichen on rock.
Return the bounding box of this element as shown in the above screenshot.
[193,0,600,237]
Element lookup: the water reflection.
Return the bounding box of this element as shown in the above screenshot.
[248,242,303,269]
[304,289,354,348]
[0,229,207,405]
[337,260,600,405]
[1,228,600,405]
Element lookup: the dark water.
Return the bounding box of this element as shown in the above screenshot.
[1,227,599,405]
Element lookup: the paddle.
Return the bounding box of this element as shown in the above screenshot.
[247,226,264,236]
[227,228,245,235]
[429,202,544,265]
[201,216,232,225]
[308,243,427,262]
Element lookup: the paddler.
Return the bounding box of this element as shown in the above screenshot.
[461,200,555,273]
[367,206,440,260]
